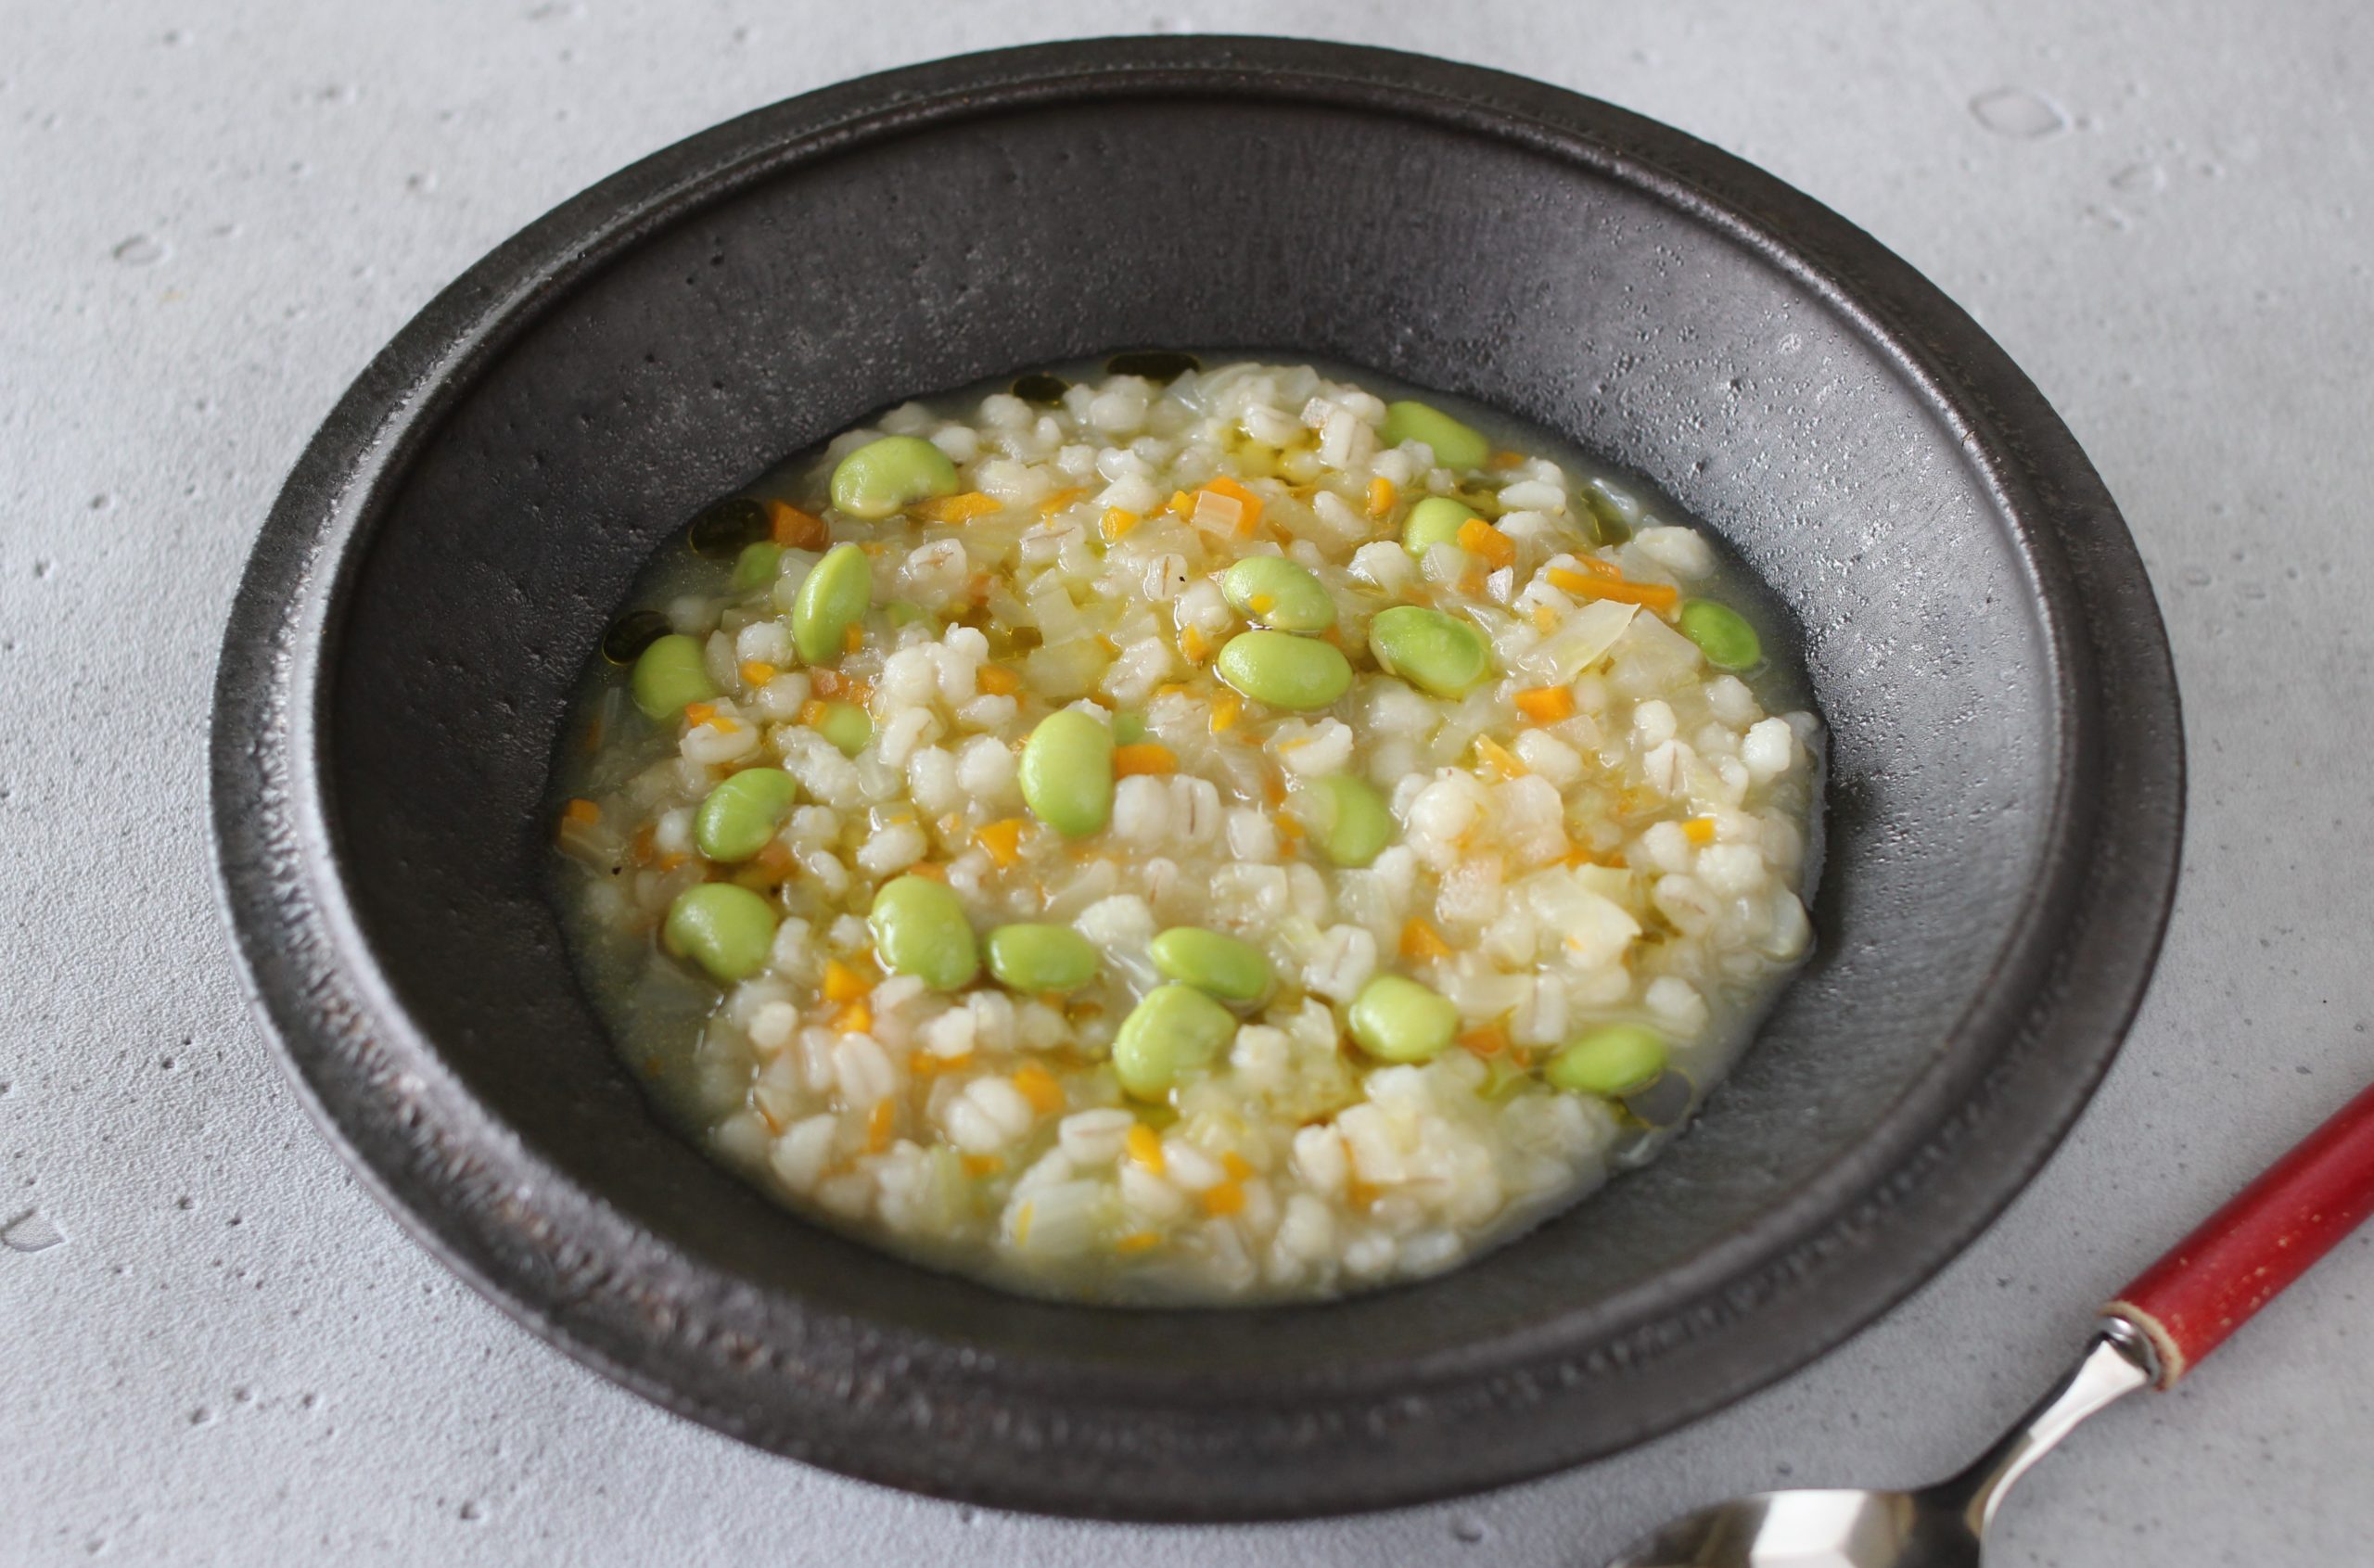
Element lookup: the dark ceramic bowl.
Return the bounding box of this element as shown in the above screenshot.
[211,37,2182,1521]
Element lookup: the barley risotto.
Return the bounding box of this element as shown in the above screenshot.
[551,356,1822,1305]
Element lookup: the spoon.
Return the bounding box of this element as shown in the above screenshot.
[1608,1077,2374,1568]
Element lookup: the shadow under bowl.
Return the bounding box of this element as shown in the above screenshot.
[211,37,2183,1522]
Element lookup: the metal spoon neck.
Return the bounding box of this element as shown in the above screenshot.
[1929,1317,2157,1532]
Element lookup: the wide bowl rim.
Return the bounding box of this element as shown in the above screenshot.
[209,34,2184,1520]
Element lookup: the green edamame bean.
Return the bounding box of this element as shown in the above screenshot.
[1019,708,1115,837]
[1347,974,1459,1064]
[1148,926,1270,1002]
[1676,600,1763,671]
[1544,1024,1668,1096]
[829,435,960,520]
[693,768,799,862]
[884,598,931,630]
[1219,556,1335,633]
[1215,630,1352,710]
[663,883,779,984]
[1381,400,1489,470]
[1366,606,1492,698]
[814,700,871,756]
[867,874,979,991]
[791,542,872,664]
[630,632,717,720]
[1307,774,1394,868]
[1402,495,1478,556]
[1111,983,1238,1100]
[732,541,784,592]
[1111,710,1148,746]
[984,923,1100,993]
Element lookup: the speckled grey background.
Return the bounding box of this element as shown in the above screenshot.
[5,1,2369,1563]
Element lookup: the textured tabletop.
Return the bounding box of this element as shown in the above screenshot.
[6,1,2370,1562]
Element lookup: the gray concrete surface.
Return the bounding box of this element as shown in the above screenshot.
[6,0,2370,1562]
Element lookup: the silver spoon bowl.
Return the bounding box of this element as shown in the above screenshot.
[1608,1321,2155,1568]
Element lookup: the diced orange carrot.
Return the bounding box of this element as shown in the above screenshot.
[740,660,778,687]
[1458,1023,1509,1059]
[708,716,744,735]
[961,1154,1004,1178]
[1489,449,1524,467]
[1168,489,1196,518]
[562,797,601,827]
[1367,476,1396,518]
[766,499,827,549]
[823,960,868,1003]
[1681,815,1718,846]
[843,623,862,656]
[652,851,687,873]
[1201,1181,1246,1217]
[1179,623,1212,663]
[865,1098,896,1153]
[1219,1151,1254,1181]
[1113,1230,1163,1255]
[913,491,1001,525]
[1101,506,1141,542]
[798,699,828,727]
[1474,734,1527,777]
[1125,1124,1165,1174]
[1400,917,1453,962]
[976,664,1020,695]
[683,701,718,727]
[1513,684,1577,723]
[1574,555,1623,580]
[975,818,1026,869]
[1456,516,1516,568]
[1208,692,1241,733]
[756,838,796,874]
[1011,1064,1065,1115]
[902,860,947,881]
[1112,742,1178,777]
[627,822,657,864]
[1546,567,1678,612]
[1036,487,1085,518]
[1531,602,1560,632]
[808,669,842,698]
[831,1001,872,1035]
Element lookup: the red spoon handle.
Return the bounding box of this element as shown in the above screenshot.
[2106,1078,2374,1387]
